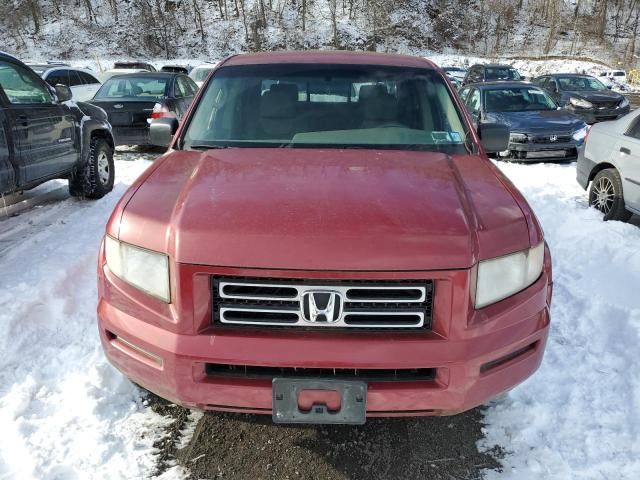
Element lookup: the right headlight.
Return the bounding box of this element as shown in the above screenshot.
[572,125,589,143]
[104,235,171,302]
[569,97,593,109]
[475,243,544,309]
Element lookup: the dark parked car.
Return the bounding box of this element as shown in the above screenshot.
[459,82,588,161]
[0,52,115,198]
[442,66,467,83]
[533,74,630,124]
[113,61,156,72]
[462,64,521,86]
[161,65,192,74]
[90,72,198,146]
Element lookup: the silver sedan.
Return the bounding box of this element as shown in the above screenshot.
[577,108,640,221]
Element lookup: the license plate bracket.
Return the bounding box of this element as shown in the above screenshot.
[526,149,567,159]
[272,378,367,425]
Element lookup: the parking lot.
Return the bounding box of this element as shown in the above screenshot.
[1,66,639,480]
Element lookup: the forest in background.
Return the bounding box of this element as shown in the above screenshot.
[1,0,640,67]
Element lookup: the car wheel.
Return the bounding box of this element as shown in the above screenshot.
[588,168,632,222]
[69,137,115,199]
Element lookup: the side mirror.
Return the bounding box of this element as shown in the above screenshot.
[55,84,72,102]
[149,117,179,147]
[478,123,510,153]
[606,85,613,90]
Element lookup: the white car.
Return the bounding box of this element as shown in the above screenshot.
[27,64,102,102]
[599,70,627,84]
[189,63,218,87]
[577,107,640,221]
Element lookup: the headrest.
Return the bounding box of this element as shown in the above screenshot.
[260,83,298,118]
[358,84,388,102]
[359,85,397,122]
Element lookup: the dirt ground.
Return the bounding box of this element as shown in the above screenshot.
[150,394,502,480]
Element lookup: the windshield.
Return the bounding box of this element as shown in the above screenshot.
[182,64,468,152]
[558,76,607,91]
[485,67,521,81]
[191,67,215,82]
[94,76,169,99]
[484,87,556,112]
[444,67,465,72]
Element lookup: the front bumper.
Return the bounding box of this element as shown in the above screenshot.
[565,104,630,124]
[504,140,582,162]
[97,255,552,417]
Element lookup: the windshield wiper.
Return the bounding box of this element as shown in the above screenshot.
[187,144,232,150]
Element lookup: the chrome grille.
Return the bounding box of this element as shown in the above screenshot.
[212,277,433,329]
[530,134,572,144]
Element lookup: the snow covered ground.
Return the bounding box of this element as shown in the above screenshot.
[482,161,640,479]
[1,149,639,479]
[0,151,178,479]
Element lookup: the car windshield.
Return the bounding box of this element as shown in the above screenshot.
[485,67,521,81]
[182,64,468,152]
[558,76,607,91]
[191,67,214,82]
[94,76,169,99]
[444,67,465,72]
[484,87,556,112]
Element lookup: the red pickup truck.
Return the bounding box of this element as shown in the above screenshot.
[98,51,552,424]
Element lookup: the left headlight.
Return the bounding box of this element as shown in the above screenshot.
[509,133,528,143]
[475,243,544,309]
[572,125,589,142]
[104,235,171,302]
[569,97,593,109]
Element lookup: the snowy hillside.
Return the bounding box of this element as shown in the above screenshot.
[1,0,640,69]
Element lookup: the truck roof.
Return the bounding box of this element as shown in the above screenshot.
[222,51,438,69]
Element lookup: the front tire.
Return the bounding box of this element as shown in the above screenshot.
[69,137,114,199]
[588,168,632,222]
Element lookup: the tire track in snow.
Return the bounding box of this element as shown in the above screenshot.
[0,154,176,479]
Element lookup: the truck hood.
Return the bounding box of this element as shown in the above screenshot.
[117,149,531,271]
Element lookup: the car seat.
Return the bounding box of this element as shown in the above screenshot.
[358,84,398,128]
[259,83,299,139]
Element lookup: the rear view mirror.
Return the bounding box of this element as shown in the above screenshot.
[478,123,510,153]
[150,117,179,147]
[55,84,72,102]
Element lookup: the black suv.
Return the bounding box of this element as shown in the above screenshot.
[0,53,115,199]
[462,64,522,86]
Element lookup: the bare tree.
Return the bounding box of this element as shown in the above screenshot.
[328,0,339,47]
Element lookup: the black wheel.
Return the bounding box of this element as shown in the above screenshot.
[588,168,632,222]
[69,137,114,199]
